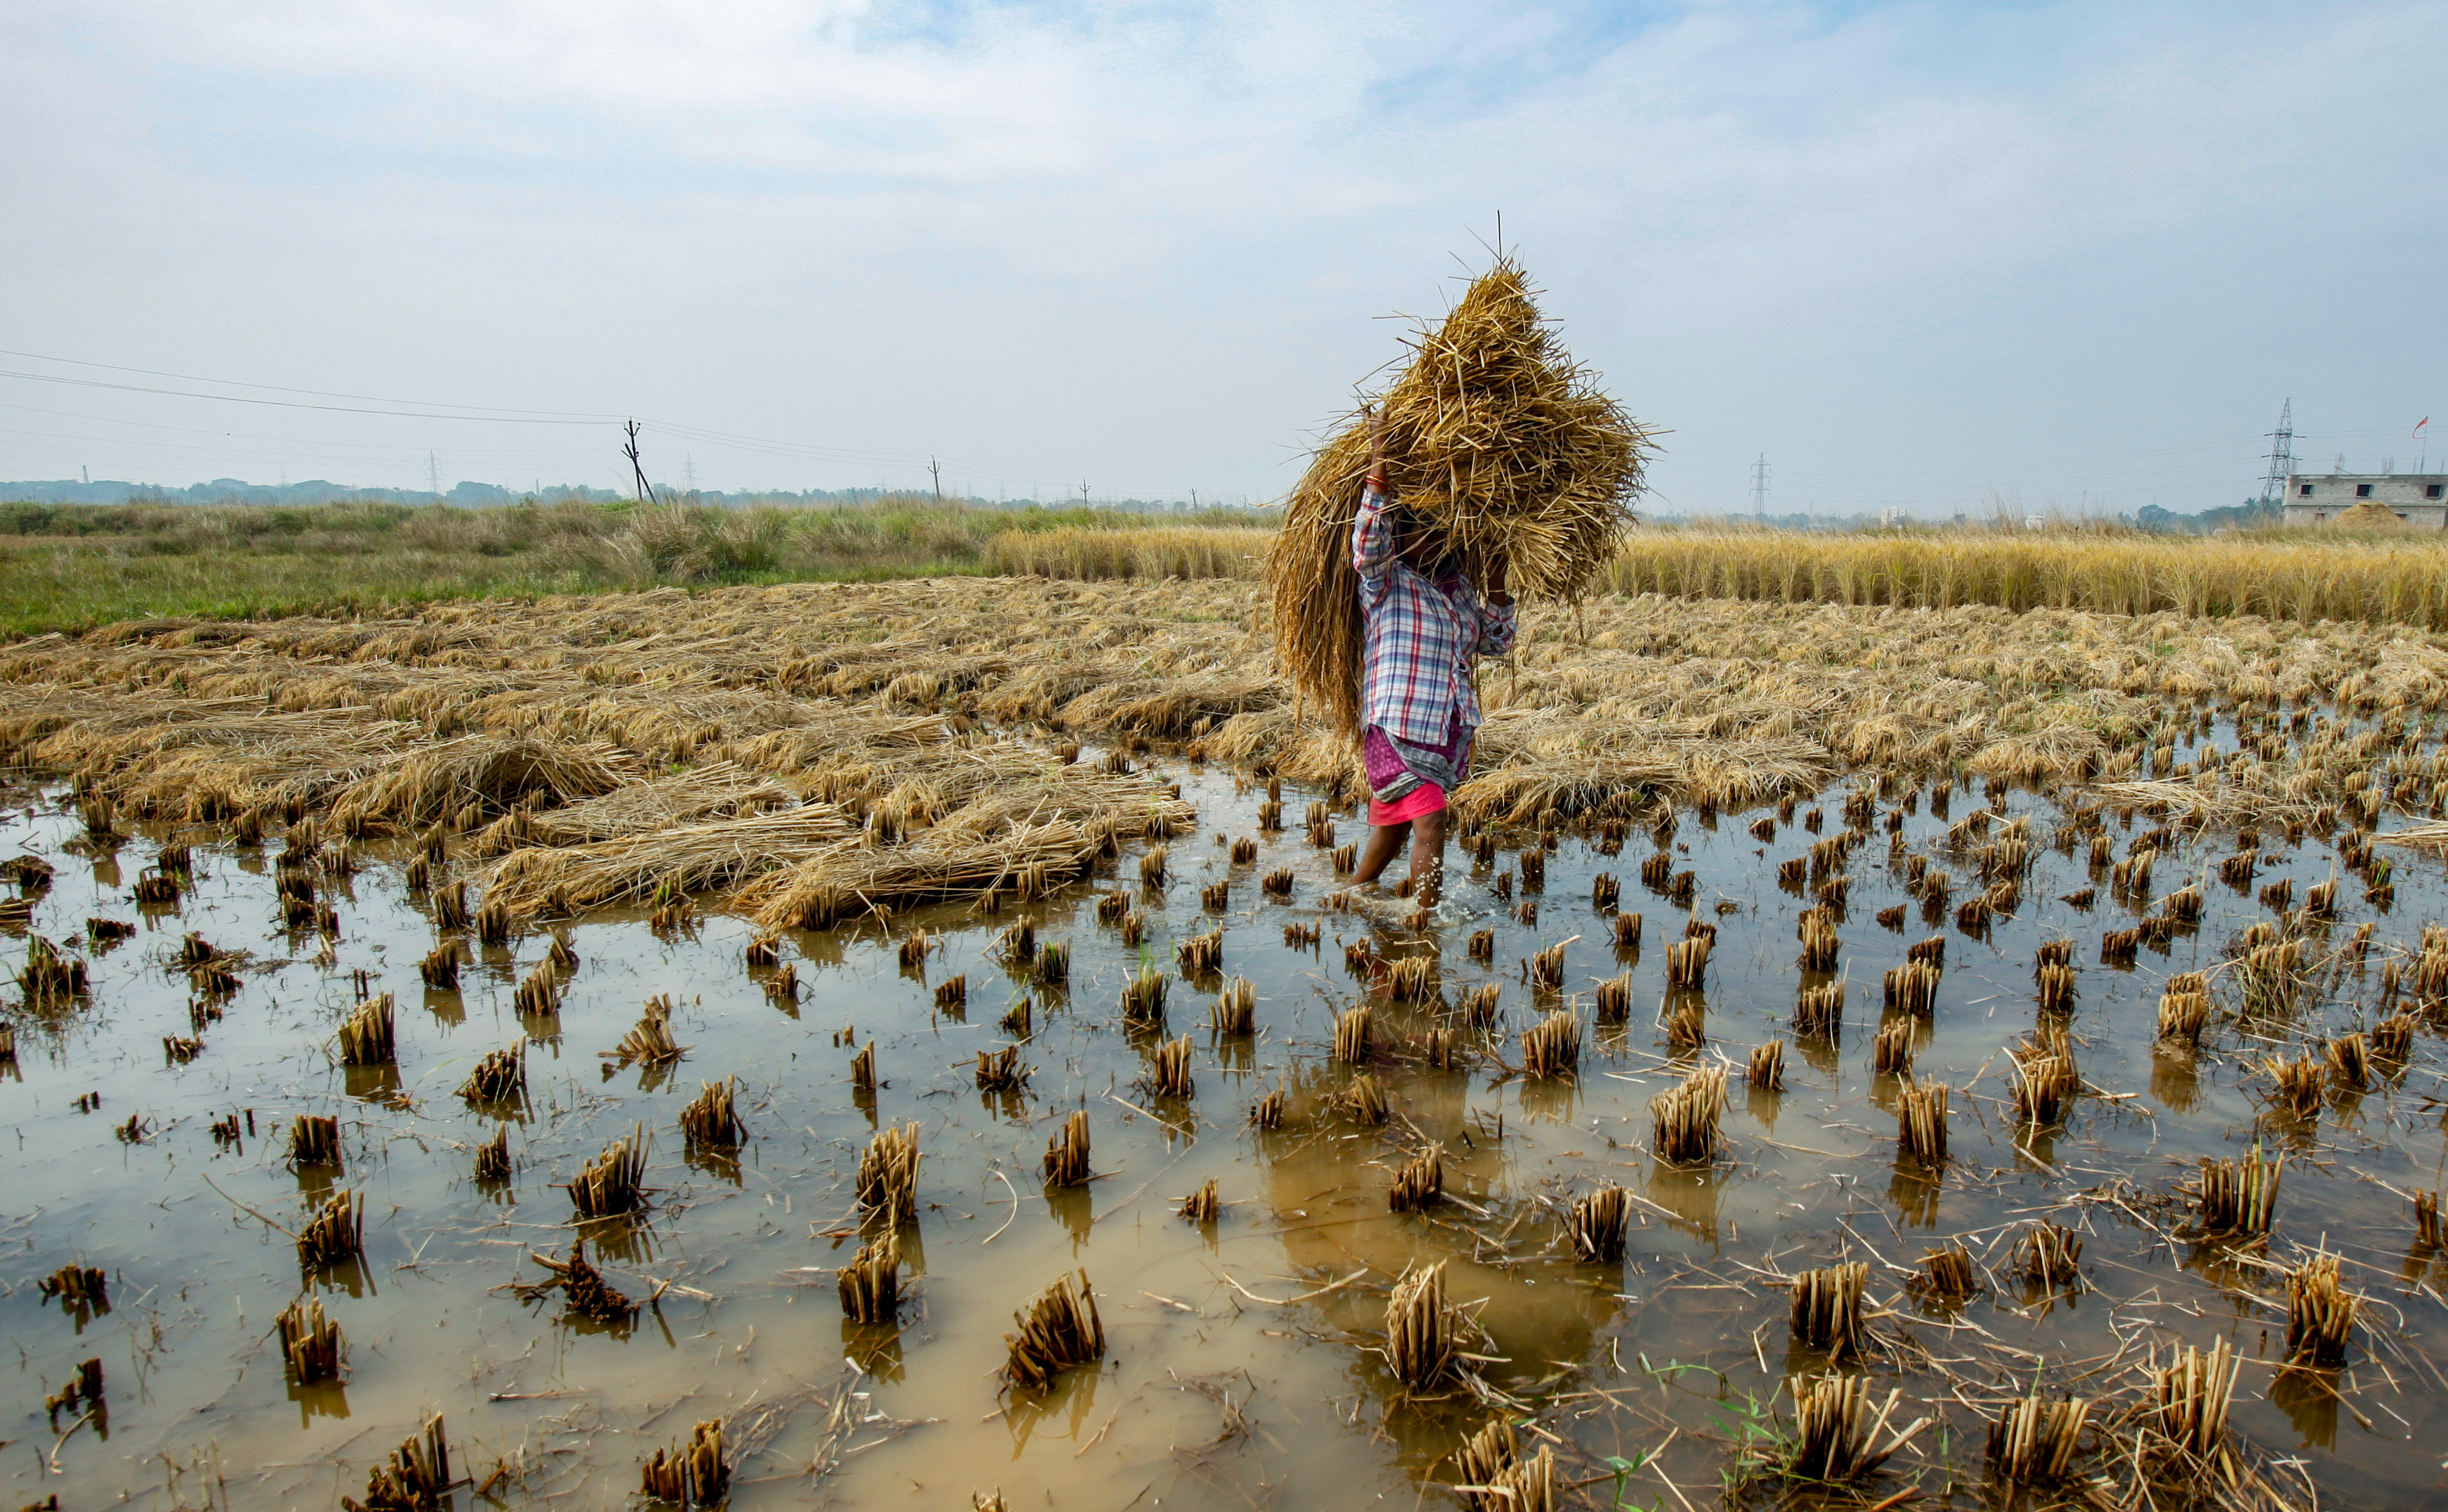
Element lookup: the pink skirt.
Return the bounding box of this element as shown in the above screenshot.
[1369,784,1448,826]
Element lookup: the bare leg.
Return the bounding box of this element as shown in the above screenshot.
[1355,820,1410,885]
[1407,809,1449,905]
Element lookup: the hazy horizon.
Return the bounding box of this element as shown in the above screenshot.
[4,1,2440,516]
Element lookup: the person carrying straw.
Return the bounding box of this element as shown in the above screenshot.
[1349,403,1516,904]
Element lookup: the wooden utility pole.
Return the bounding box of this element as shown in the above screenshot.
[623,420,659,505]
[929,456,942,503]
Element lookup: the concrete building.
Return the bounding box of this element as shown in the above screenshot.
[2282,471,2448,528]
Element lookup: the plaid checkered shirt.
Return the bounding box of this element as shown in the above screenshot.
[1352,479,1517,746]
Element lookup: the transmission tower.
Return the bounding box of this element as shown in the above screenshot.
[1750,455,1770,517]
[428,451,441,499]
[2258,399,2297,505]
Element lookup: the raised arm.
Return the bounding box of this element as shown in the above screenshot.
[1352,404,1395,593]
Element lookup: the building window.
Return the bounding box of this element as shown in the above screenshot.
[2356,484,2374,498]
[2298,483,2314,497]
[2430,484,2445,499]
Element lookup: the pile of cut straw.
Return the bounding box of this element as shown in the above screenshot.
[1268,256,1656,737]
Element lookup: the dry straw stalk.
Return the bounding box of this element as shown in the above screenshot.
[569,1126,650,1220]
[639,1420,728,1508]
[837,1232,900,1324]
[858,1121,921,1222]
[1267,256,1655,737]
[1042,1110,1091,1186]
[1384,1260,1458,1390]
[678,1076,746,1150]
[343,1414,452,1512]
[1003,1269,1105,1390]
[275,1298,343,1384]
[1789,1260,1869,1358]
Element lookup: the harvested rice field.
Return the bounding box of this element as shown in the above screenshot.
[5,578,2448,1510]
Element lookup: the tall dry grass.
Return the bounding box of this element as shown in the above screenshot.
[986,527,1269,581]
[1607,528,2448,629]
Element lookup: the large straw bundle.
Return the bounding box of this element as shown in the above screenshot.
[1268,257,1657,737]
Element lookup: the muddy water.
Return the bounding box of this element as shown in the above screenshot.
[4,741,2446,1509]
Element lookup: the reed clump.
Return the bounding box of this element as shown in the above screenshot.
[1385,1261,1461,1390]
[276,1298,343,1384]
[1177,1177,1220,1223]
[1145,1034,1195,1099]
[336,992,395,1066]
[1334,1005,1373,1064]
[457,1042,526,1103]
[1042,1110,1091,1186]
[474,1125,511,1183]
[1567,1184,1629,1262]
[298,1189,364,1267]
[639,1420,728,1509]
[288,1114,342,1169]
[1122,967,1170,1027]
[1452,1418,1555,1512]
[1917,1243,1976,1301]
[2015,1222,2084,1288]
[2153,1339,2238,1458]
[343,1415,453,1512]
[1871,1015,1914,1076]
[568,1126,650,1220]
[1747,1038,1785,1090]
[1783,1374,1927,1483]
[1650,1063,1726,1163]
[39,1263,108,1309]
[1795,981,1845,1037]
[1985,1382,2090,1487]
[2283,1251,2356,1367]
[610,996,684,1065]
[2196,1142,2283,1237]
[1521,1008,1580,1078]
[1387,1142,1445,1212]
[1210,975,1256,1034]
[1789,1261,1869,1358]
[1520,941,1564,991]
[678,1077,746,1150]
[837,1233,900,1324]
[1002,1269,1105,1390]
[975,1045,1031,1094]
[859,1121,922,1221]
[1344,1070,1390,1124]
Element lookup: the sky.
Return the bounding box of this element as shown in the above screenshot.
[1,0,2442,514]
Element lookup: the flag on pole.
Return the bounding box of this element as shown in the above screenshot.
[2417,417,2431,439]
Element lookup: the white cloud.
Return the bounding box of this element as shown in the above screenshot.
[1,1,2440,507]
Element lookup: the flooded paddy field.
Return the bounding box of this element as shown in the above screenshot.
[4,580,2448,1510]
